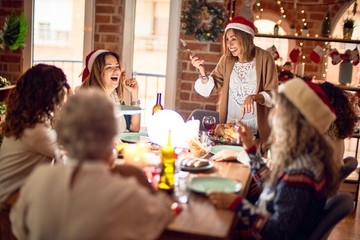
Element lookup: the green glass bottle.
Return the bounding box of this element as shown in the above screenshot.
[158,130,175,192]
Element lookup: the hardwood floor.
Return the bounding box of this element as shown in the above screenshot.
[328,187,360,240]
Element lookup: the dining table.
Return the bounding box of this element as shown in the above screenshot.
[159,160,252,240]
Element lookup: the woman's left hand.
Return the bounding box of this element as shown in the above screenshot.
[207,191,239,209]
[123,77,139,94]
[210,149,238,162]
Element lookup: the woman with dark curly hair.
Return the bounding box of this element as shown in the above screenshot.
[0,64,70,239]
[319,82,358,165]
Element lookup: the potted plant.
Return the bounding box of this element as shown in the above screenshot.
[343,17,355,39]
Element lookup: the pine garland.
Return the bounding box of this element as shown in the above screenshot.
[181,0,225,41]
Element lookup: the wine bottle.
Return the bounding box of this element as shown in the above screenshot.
[158,130,175,192]
[152,93,164,115]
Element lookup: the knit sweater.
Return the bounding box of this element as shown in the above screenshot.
[230,146,327,240]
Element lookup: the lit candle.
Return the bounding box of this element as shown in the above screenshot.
[296,62,305,77]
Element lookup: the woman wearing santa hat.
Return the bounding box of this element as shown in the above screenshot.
[80,50,140,133]
[208,78,340,239]
[190,16,278,151]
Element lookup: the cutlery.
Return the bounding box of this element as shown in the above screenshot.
[180,38,195,56]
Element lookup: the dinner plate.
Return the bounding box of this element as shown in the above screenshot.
[210,145,244,155]
[115,105,144,115]
[119,132,150,143]
[180,160,214,171]
[188,176,242,194]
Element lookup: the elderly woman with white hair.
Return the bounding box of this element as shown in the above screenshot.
[10,89,175,240]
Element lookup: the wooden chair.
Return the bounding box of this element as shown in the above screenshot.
[308,193,354,240]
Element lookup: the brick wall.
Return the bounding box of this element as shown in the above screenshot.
[0,0,354,121]
[94,0,124,53]
[177,0,352,120]
[0,0,24,83]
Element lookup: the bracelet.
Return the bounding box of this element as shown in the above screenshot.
[131,100,141,106]
[199,74,207,80]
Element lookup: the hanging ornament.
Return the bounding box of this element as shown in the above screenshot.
[328,48,341,65]
[289,46,302,63]
[310,45,325,63]
[266,45,280,60]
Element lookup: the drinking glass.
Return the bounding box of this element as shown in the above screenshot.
[202,116,216,133]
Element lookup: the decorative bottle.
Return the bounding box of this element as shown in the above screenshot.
[152,93,164,115]
[158,130,175,192]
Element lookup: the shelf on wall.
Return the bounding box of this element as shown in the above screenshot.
[255,33,360,44]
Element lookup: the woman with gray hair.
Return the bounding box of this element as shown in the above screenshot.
[10,89,175,240]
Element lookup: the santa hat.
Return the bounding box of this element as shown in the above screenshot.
[81,49,109,82]
[278,78,336,134]
[225,16,255,37]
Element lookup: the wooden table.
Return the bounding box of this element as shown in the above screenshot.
[159,161,251,240]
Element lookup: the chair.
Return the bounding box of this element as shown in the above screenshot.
[187,109,220,131]
[308,193,354,240]
[340,157,358,182]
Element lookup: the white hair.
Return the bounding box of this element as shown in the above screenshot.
[56,89,118,161]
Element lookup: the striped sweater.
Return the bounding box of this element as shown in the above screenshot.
[230,146,328,240]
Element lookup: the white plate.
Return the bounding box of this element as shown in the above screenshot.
[115,105,144,115]
[180,160,214,171]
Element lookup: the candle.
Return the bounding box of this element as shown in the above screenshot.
[184,119,200,141]
[296,62,305,77]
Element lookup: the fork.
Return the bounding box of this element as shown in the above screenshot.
[180,39,195,57]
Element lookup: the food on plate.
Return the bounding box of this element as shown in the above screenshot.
[211,123,239,144]
[187,138,210,157]
[180,157,210,168]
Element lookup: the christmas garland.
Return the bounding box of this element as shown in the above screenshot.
[181,0,225,41]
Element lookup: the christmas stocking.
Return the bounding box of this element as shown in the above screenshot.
[310,45,325,63]
[289,46,302,63]
[266,45,280,60]
[352,47,359,66]
[328,48,341,65]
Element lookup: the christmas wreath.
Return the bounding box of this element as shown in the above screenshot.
[181,0,225,41]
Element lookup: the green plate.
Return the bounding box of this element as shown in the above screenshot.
[119,132,150,143]
[115,105,144,115]
[188,176,241,194]
[210,145,244,155]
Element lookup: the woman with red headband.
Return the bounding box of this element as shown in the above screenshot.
[190,16,278,152]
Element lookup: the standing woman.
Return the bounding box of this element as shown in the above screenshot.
[0,64,70,239]
[81,50,140,133]
[190,16,278,148]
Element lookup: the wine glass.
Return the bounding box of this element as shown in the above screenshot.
[202,116,216,133]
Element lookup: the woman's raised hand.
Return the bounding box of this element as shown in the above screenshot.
[123,77,139,94]
[190,55,205,75]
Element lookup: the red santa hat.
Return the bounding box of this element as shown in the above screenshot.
[279,78,336,133]
[81,49,109,82]
[225,16,255,37]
